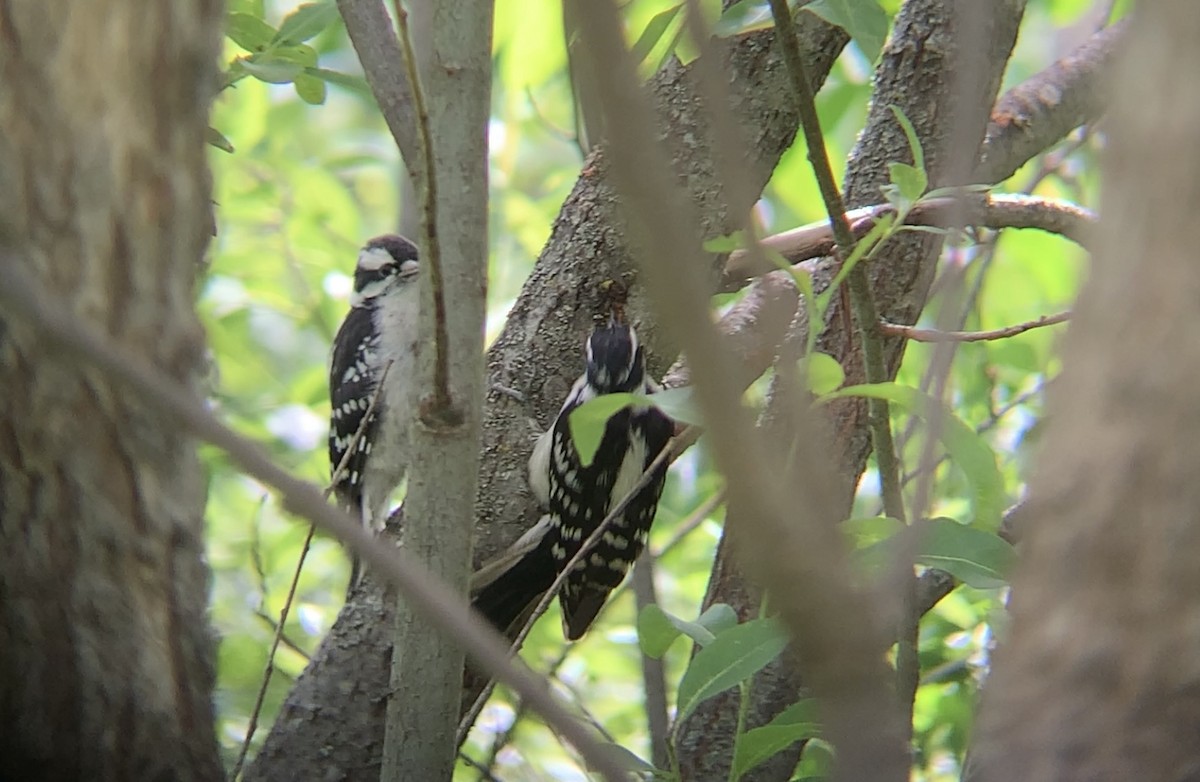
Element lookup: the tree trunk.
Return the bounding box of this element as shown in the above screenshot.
[0,2,223,779]
[969,4,1200,779]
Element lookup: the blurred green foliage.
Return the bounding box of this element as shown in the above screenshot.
[203,0,1105,778]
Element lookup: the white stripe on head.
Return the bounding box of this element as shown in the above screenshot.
[357,246,396,271]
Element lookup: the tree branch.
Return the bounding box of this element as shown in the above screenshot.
[880,310,1071,342]
[974,17,1128,184]
[336,0,423,180]
[721,193,1096,291]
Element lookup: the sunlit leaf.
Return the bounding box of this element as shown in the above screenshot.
[226,12,276,52]
[567,393,638,467]
[714,0,775,37]
[704,230,746,253]
[821,382,1005,529]
[887,161,927,206]
[293,72,327,105]
[310,68,372,98]
[842,515,904,547]
[638,604,717,659]
[805,352,845,396]
[695,603,739,636]
[631,4,683,66]
[647,386,702,427]
[240,57,304,84]
[274,1,340,45]
[269,43,319,68]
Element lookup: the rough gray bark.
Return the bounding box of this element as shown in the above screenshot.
[676,2,1028,778]
[0,1,223,780]
[968,4,1200,779]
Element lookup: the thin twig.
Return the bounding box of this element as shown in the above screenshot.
[0,260,632,782]
[389,0,453,418]
[631,552,670,769]
[880,311,1071,343]
[456,750,505,782]
[231,361,393,779]
[456,431,684,748]
[768,0,916,744]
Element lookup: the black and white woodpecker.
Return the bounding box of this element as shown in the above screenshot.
[328,235,420,584]
[472,318,674,640]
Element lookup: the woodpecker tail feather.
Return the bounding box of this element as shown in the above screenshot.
[470,516,557,634]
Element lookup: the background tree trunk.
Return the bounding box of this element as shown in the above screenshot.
[969,4,1200,779]
[0,2,223,779]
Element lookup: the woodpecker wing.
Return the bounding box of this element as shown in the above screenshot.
[328,305,383,513]
[552,401,674,640]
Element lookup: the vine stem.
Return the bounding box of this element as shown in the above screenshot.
[766,0,916,742]
[390,0,454,419]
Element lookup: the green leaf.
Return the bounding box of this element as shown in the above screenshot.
[647,386,702,427]
[274,1,340,45]
[240,57,304,84]
[310,68,373,98]
[226,12,276,52]
[269,43,319,68]
[293,71,327,105]
[842,515,904,548]
[820,383,1005,530]
[819,212,894,311]
[704,230,746,253]
[887,161,927,206]
[915,518,1016,589]
[638,604,684,658]
[805,352,844,396]
[567,393,638,467]
[889,104,925,174]
[631,4,683,66]
[676,618,788,726]
[695,603,739,636]
[801,0,889,63]
[206,126,236,154]
[795,738,834,778]
[732,699,821,778]
[714,0,775,37]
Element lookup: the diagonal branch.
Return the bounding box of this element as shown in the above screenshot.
[336,0,423,180]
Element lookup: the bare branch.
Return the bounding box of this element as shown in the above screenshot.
[721,194,1096,292]
[880,310,1071,343]
[975,18,1129,184]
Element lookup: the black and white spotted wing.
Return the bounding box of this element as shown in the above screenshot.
[328,304,382,515]
[549,398,674,640]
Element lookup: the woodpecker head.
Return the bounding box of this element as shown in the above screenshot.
[350,234,420,308]
[585,319,645,394]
